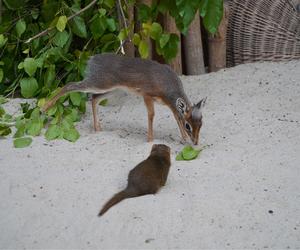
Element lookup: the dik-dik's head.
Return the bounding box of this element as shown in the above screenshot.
[176,97,207,145]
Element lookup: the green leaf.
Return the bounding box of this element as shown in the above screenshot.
[63,128,80,142]
[99,8,107,16]
[56,15,68,32]
[2,113,12,122]
[159,33,170,48]
[132,33,141,46]
[150,22,163,40]
[79,99,86,113]
[46,105,57,116]
[26,118,43,136]
[44,65,56,87]
[99,99,108,106]
[175,152,184,161]
[0,106,5,117]
[13,137,32,148]
[0,34,8,48]
[61,118,73,131]
[0,68,3,82]
[30,108,41,119]
[202,0,223,34]
[176,146,202,161]
[45,124,61,140]
[199,0,208,17]
[104,0,115,9]
[3,0,26,10]
[16,19,26,37]
[118,28,128,41]
[53,30,69,47]
[138,4,152,22]
[14,122,25,138]
[162,33,179,62]
[0,96,8,105]
[70,16,87,38]
[23,58,38,76]
[70,92,81,106]
[106,18,116,32]
[20,77,38,98]
[90,16,107,39]
[0,124,11,136]
[138,40,149,59]
[18,62,24,69]
[65,108,80,122]
[31,8,39,19]
[182,146,201,160]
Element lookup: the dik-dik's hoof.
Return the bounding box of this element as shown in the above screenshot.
[180,138,187,145]
[147,136,154,142]
[94,125,101,132]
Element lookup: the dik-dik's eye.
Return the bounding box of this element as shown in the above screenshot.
[185,122,192,133]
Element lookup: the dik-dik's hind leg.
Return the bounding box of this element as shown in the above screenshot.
[143,96,155,142]
[92,94,105,132]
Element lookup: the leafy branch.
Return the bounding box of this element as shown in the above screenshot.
[25,0,98,44]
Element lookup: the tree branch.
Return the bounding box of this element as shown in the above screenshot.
[25,0,97,44]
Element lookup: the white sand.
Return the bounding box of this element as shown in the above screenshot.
[1,60,300,249]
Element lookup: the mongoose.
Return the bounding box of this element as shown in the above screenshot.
[98,144,171,216]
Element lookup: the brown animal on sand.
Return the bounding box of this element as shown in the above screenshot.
[98,144,171,216]
[42,53,206,144]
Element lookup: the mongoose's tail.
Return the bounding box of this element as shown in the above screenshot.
[98,189,137,216]
[41,81,87,112]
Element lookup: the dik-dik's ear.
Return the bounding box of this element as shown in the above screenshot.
[176,98,189,116]
[192,97,207,119]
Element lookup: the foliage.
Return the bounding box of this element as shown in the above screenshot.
[176,145,203,161]
[0,0,223,147]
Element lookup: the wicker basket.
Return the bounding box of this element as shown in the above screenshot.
[226,0,300,66]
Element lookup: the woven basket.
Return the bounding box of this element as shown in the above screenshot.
[226,0,300,67]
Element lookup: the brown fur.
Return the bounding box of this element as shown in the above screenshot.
[42,53,206,144]
[98,144,171,216]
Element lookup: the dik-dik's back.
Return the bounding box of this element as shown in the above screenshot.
[43,53,206,145]
[85,54,188,102]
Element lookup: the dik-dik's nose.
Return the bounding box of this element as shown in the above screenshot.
[192,137,199,145]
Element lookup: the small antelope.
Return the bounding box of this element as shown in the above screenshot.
[42,53,206,145]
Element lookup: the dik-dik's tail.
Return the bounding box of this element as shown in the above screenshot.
[98,189,137,216]
[41,81,87,112]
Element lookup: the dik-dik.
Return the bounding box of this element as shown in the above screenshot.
[42,53,206,145]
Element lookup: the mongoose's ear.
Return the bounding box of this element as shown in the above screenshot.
[192,97,207,119]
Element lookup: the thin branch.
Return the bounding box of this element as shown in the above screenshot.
[25,0,97,44]
[117,0,128,30]
[67,0,97,20]
[0,0,2,24]
[115,39,128,55]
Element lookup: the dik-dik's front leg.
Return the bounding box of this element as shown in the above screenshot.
[143,96,155,142]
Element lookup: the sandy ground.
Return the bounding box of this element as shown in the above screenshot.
[0,60,300,249]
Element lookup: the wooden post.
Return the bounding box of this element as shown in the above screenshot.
[124,3,135,57]
[183,11,205,75]
[208,2,229,72]
[163,12,182,75]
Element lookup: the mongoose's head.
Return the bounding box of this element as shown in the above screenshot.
[151,144,171,162]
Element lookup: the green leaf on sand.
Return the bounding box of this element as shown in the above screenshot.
[176,145,202,161]
[13,137,32,148]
